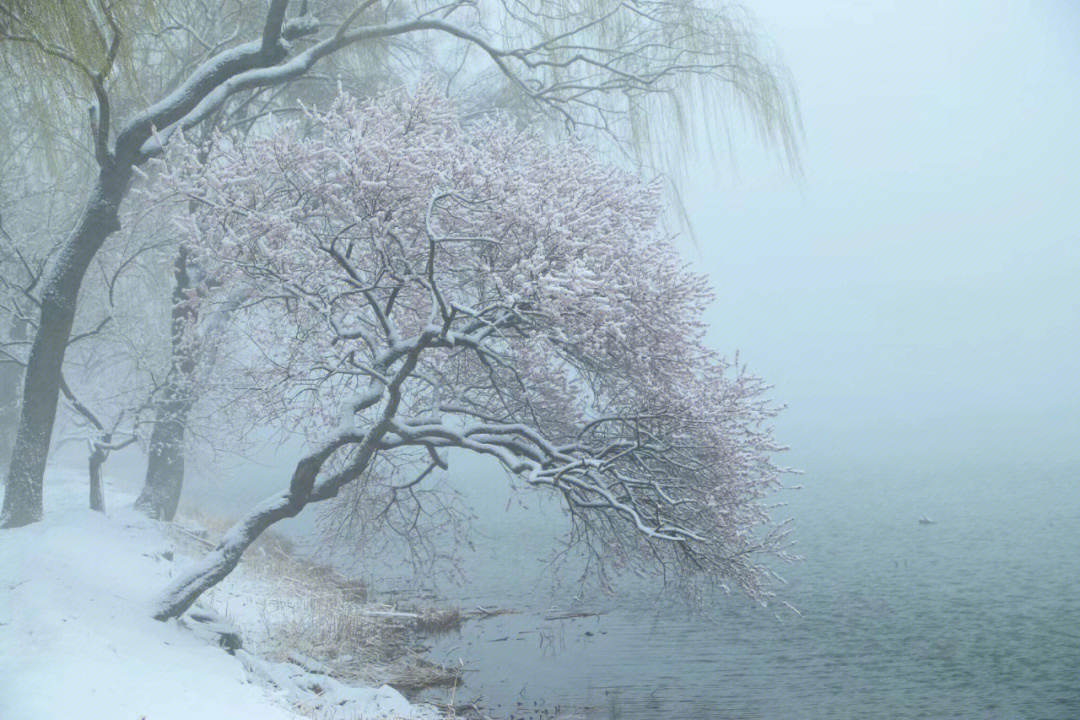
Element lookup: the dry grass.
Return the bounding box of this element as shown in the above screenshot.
[414,607,464,636]
[169,505,462,694]
[259,593,463,691]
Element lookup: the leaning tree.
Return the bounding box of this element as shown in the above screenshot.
[151,87,793,620]
[0,0,796,527]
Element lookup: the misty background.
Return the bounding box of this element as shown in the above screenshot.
[687,0,1079,472]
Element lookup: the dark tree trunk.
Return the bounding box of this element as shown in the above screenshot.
[135,247,197,521]
[88,435,109,513]
[1,166,129,527]
[0,318,28,473]
[135,417,186,520]
[153,336,418,621]
[154,446,337,619]
[154,430,372,620]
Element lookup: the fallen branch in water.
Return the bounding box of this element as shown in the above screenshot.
[543,610,606,621]
[469,605,518,619]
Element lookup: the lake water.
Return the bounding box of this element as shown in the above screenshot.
[385,456,1080,719]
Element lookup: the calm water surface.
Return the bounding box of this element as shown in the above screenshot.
[379,459,1080,719]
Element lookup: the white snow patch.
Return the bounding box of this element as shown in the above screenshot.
[0,470,438,720]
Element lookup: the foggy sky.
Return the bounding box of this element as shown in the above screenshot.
[683,0,1080,468]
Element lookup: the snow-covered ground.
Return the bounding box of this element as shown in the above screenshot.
[0,469,439,720]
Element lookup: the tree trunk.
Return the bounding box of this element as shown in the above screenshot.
[153,337,411,620]
[135,247,196,521]
[1,166,128,527]
[0,317,28,474]
[135,416,186,520]
[153,446,339,620]
[88,436,109,513]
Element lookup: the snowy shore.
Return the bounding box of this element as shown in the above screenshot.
[0,470,446,720]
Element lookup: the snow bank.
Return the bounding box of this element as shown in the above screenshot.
[0,470,437,720]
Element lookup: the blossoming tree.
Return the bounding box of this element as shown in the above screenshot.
[152,87,792,620]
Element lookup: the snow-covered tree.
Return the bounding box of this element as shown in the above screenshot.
[152,87,793,620]
[0,0,798,528]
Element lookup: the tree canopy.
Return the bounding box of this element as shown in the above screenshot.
[151,86,792,619]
